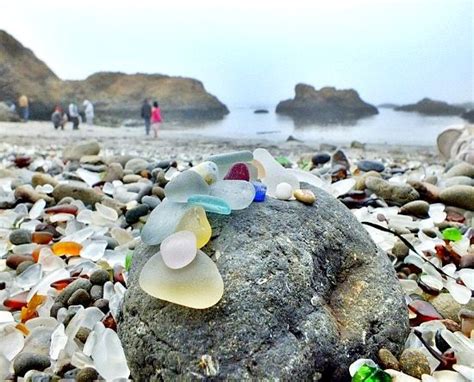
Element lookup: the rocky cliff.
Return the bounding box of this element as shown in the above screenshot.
[0,30,228,124]
[395,98,465,116]
[276,84,378,124]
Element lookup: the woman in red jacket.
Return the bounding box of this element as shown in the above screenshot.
[151,101,162,139]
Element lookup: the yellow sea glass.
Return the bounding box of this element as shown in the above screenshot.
[139,250,224,309]
[175,206,211,249]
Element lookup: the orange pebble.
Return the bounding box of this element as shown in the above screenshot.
[32,232,53,245]
[52,241,82,257]
[20,294,46,323]
[15,323,30,336]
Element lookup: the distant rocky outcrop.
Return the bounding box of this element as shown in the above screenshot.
[378,103,399,109]
[461,109,474,123]
[395,98,465,116]
[0,102,20,122]
[0,30,228,124]
[276,84,378,124]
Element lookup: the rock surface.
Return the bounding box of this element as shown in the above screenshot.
[0,102,20,122]
[275,84,378,124]
[0,30,228,124]
[395,98,465,116]
[118,186,409,381]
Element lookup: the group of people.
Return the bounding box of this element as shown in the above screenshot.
[141,99,162,138]
[51,100,94,130]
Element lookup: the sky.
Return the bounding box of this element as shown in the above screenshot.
[0,0,472,108]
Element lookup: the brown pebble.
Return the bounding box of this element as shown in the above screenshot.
[16,261,34,275]
[67,289,91,307]
[152,186,166,200]
[378,348,400,371]
[75,327,91,343]
[399,349,431,379]
[440,319,461,332]
[6,254,33,270]
[459,254,474,269]
[93,298,109,314]
[293,189,316,205]
[76,367,99,382]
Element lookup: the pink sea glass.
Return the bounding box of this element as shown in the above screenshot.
[160,231,197,269]
[224,163,250,181]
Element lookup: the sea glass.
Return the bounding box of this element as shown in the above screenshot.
[29,199,46,220]
[352,364,392,382]
[161,231,197,269]
[52,241,83,257]
[442,227,463,242]
[31,232,53,244]
[49,323,67,360]
[0,325,24,360]
[139,250,224,309]
[408,300,443,325]
[252,182,267,202]
[141,199,191,246]
[209,180,255,210]
[190,161,219,184]
[164,170,210,203]
[188,195,231,215]
[95,203,118,222]
[45,205,79,216]
[224,163,250,181]
[175,206,212,248]
[253,148,299,197]
[77,168,102,187]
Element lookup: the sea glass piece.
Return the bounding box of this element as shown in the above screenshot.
[81,240,108,261]
[188,195,231,215]
[45,205,79,216]
[190,161,219,184]
[31,232,53,244]
[161,231,197,269]
[224,163,250,181]
[252,182,267,202]
[351,364,391,382]
[50,323,68,360]
[209,180,255,210]
[15,263,42,289]
[442,227,463,242]
[164,170,209,203]
[0,325,24,360]
[52,241,83,256]
[95,203,118,222]
[3,291,29,310]
[253,148,299,197]
[141,199,191,246]
[139,250,224,309]
[207,151,253,179]
[175,206,212,248]
[37,248,66,272]
[29,199,46,220]
[444,279,471,304]
[408,300,443,325]
[20,294,45,322]
[77,168,102,187]
[125,251,133,272]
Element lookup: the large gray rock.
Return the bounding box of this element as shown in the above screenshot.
[118,186,409,381]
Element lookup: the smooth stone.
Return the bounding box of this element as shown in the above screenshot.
[6,254,33,270]
[357,160,385,172]
[431,293,474,323]
[444,176,474,187]
[294,189,316,205]
[378,348,400,371]
[67,289,91,307]
[392,239,409,259]
[123,174,143,184]
[90,269,110,286]
[13,352,51,377]
[139,250,223,309]
[151,186,166,200]
[188,195,231,215]
[445,162,474,178]
[209,180,255,210]
[365,176,419,206]
[331,149,350,170]
[400,200,430,218]
[76,367,99,382]
[141,195,161,209]
[408,180,440,203]
[52,183,104,206]
[311,152,330,166]
[31,173,58,188]
[399,349,430,379]
[125,158,149,174]
[14,185,54,204]
[224,163,250,181]
[55,279,92,306]
[103,163,124,182]
[355,171,382,191]
[125,204,150,225]
[161,231,197,269]
[164,170,209,203]
[141,199,191,246]
[75,327,91,343]
[93,298,109,313]
[459,254,474,269]
[63,140,100,161]
[175,206,212,249]
[189,161,219,184]
[275,182,293,200]
[9,229,32,245]
[439,185,474,210]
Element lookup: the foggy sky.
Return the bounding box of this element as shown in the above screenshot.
[1,0,472,108]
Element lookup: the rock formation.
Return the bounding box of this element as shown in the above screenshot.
[0,102,20,122]
[395,98,465,116]
[276,84,378,124]
[0,30,228,124]
[118,185,409,381]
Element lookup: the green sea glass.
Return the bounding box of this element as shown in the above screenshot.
[352,365,392,382]
[188,195,231,215]
[442,227,463,242]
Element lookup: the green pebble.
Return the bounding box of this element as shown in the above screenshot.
[352,365,392,382]
[442,227,463,242]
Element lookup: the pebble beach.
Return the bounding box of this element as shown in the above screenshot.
[0,120,473,381]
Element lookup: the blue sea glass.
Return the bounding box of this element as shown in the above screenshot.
[252,181,267,202]
[187,195,231,215]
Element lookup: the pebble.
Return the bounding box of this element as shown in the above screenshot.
[63,140,100,161]
[13,352,51,377]
[55,279,92,306]
[31,173,58,187]
[399,349,431,379]
[275,182,293,200]
[90,269,110,286]
[151,186,166,200]
[408,181,440,203]
[67,289,91,307]
[391,239,409,259]
[123,174,143,183]
[365,176,419,206]
[378,348,400,371]
[311,152,330,166]
[102,163,124,182]
[52,183,104,206]
[356,160,385,172]
[9,229,32,245]
[445,161,474,178]
[75,367,99,382]
[14,185,54,204]
[439,185,474,210]
[399,200,430,218]
[354,171,381,191]
[90,285,104,301]
[459,254,474,269]
[125,204,150,225]
[75,327,91,343]
[93,298,109,314]
[141,195,161,209]
[6,254,33,269]
[293,189,316,205]
[444,176,474,187]
[331,149,350,170]
[125,158,149,174]
[431,293,474,323]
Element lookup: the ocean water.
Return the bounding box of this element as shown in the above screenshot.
[171,108,464,146]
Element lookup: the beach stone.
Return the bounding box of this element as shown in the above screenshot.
[459,254,474,269]
[31,173,58,188]
[294,189,316,205]
[75,367,99,382]
[90,269,110,286]
[152,186,166,200]
[123,174,142,183]
[355,171,381,191]
[365,176,419,206]
[445,162,474,178]
[54,279,92,306]
[119,185,409,381]
[331,149,350,169]
[9,229,32,245]
[14,185,54,204]
[75,327,91,343]
[93,298,109,314]
[90,285,103,301]
[392,239,409,260]
[357,160,385,172]
[52,183,104,206]
[399,349,430,379]
[16,261,34,275]
[439,185,474,210]
[125,158,149,174]
[63,140,100,161]
[103,163,124,182]
[400,200,430,218]
[430,293,474,323]
[6,254,33,269]
[408,181,440,203]
[311,152,330,166]
[378,348,400,371]
[444,176,474,187]
[13,352,51,377]
[141,195,161,209]
[125,204,150,225]
[67,289,91,307]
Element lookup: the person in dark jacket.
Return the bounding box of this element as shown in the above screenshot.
[141,98,152,135]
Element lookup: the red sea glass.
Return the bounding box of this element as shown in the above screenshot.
[3,291,29,310]
[408,300,443,326]
[44,205,79,216]
[51,277,78,291]
[224,163,250,181]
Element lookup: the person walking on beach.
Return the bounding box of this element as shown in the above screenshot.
[18,94,29,122]
[141,98,152,135]
[51,106,64,130]
[83,100,94,126]
[151,101,162,139]
[68,102,80,130]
